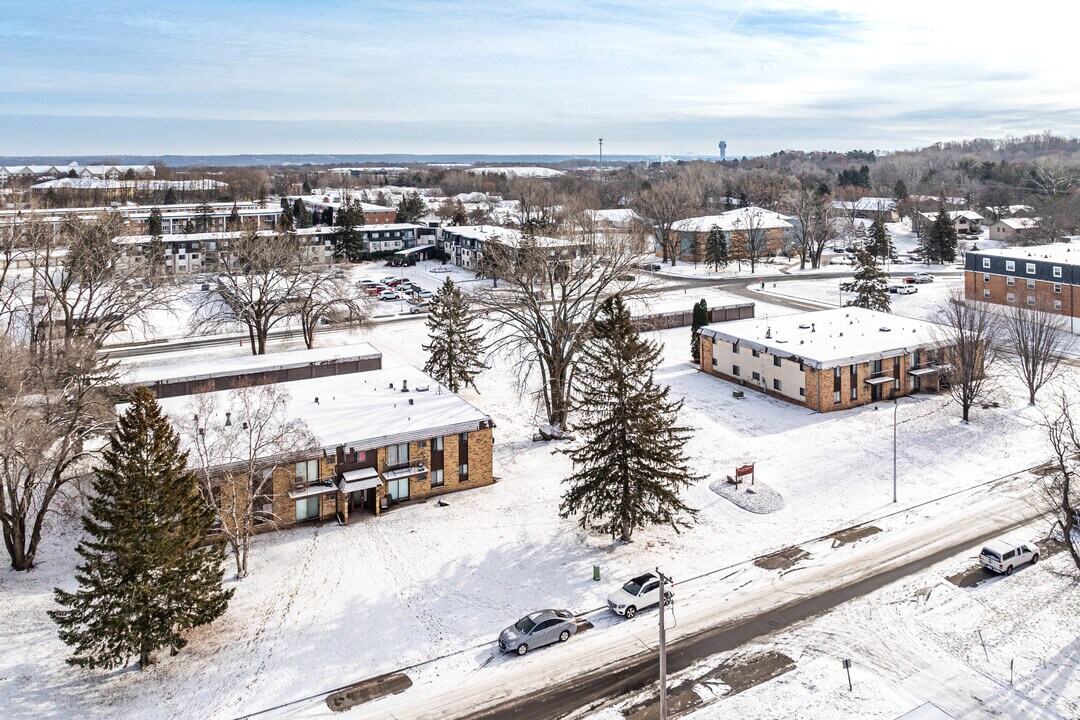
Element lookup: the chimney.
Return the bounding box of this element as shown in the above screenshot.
[402,379,409,392]
[315,396,320,404]
[811,323,816,332]
[242,421,249,430]
[224,412,232,427]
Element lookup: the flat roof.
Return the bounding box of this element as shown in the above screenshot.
[150,366,492,453]
[440,225,572,248]
[972,243,1080,264]
[700,308,947,369]
[671,207,794,233]
[121,342,382,386]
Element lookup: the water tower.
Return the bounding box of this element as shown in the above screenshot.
[718,140,727,162]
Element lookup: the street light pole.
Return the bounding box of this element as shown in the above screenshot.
[599,138,604,172]
[656,567,672,720]
[893,399,899,503]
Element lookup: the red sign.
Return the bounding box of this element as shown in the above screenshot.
[735,464,754,478]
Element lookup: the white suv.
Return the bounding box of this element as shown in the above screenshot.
[979,537,1039,576]
[607,572,672,619]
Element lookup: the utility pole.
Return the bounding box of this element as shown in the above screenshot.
[893,399,898,503]
[599,138,604,173]
[656,567,672,720]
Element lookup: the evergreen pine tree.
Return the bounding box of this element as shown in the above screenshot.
[162,186,178,205]
[893,179,908,201]
[423,278,486,393]
[227,203,241,231]
[396,191,426,223]
[560,296,700,542]
[147,207,163,238]
[196,203,213,233]
[332,199,365,261]
[182,220,195,234]
[866,216,894,261]
[926,205,958,264]
[840,247,891,312]
[704,224,729,271]
[690,299,709,362]
[49,388,232,671]
[301,179,312,194]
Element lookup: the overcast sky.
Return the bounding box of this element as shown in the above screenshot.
[1,0,1075,157]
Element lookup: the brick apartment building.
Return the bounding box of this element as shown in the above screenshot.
[150,366,495,531]
[666,206,796,263]
[965,244,1080,330]
[699,308,949,412]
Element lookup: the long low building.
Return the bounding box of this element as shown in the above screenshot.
[666,206,796,263]
[699,308,950,411]
[122,342,383,398]
[151,366,495,529]
[965,243,1080,326]
[438,225,582,269]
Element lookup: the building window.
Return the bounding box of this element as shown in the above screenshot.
[1006,276,1015,286]
[773,379,782,391]
[799,387,805,397]
[982,258,990,269]
[833,367,841,379]
[1026,263,1036,275]
[387,477,410,501]
[386,442,409,468]
[982,273,990,282]
[751,349,760,358]
[1027,296,1035,306]
[731,343,739,354]
[711,357,717,367]
[1006,261,1015,271]
[773,356,782,368]
[295,459,319,484]
[798,360,805,372]
[430,469,444,487]
[1054,300,1063,311]
[833,391,841,405]
[752,371,760,382]
[1006,292,1015,302]
[295,497,320,522]
[1053,266,1062,278]
[1027,279,1035,289]
[1054,283,1062,294]
[459,432,468,444]
[850,386,857,401]
[732,365,740,376]
[432,436,443,451]
[459,463,469,479]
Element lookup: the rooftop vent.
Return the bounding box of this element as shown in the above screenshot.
[776,339,787,344]
[314,396,320,404]
[798,323,811,329]
[401,379,409,392]
[765,327,772,339]
[416,383,430,392]
[879,327,891,332]
[224,412,232,426]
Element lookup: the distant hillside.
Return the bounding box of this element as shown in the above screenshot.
[0,153,666,168]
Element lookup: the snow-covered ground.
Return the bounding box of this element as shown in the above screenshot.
[1,303,1072,719]
[592,518,1080,720]
[760,274,965,321]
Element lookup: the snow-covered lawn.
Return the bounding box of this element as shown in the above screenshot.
[0,316,1071,719]
[760,275,965,321]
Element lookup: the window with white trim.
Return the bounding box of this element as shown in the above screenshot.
[1053,266,1062,278]
[1027,296,1036,306]
[1027,278,1036,289]
[982,258,990,269]
[1054,283,1061,294]
[295,459,319,484]
[387,477,410,500]
[982,273,990,282]
[1026,263,1036,274]
[1054,300,1063,310]
[295,497,320,522]
[1006,276,1015,286]
[982,288,991,299]
[1006,260,1015,271]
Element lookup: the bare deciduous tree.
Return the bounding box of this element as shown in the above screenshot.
[730,208,773,274]
[631,177,697,265]
[1002,303,1071,405]
[0,337,116,570]
[182,384,317,579]
[475,231,651,431]
[191,226,311,355]
[784,185,839,270]
[294,273,373,350]
[1041,392,1080,572]
[934,291,999,422]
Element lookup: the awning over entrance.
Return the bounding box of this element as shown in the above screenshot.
[864,376,895,386]
[339,467,383,493]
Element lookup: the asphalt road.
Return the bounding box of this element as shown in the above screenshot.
[467,512,1037,720]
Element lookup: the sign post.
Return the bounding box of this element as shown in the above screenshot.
[735,463,755,486]
[842,659,852,691]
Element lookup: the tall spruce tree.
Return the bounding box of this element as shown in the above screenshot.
[690,298,709,362]
[840,247,891,312]
[423,278,486,393]
[704,224,728,271]
[332,199,365,261]
[396,190,427,223]
[866,216,894,262]
[926,205,958,264]
[49,388,232,671]
[560,296,700,542]
[147,206,163,237]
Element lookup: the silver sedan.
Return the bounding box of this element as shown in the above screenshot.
[498,609,577,656]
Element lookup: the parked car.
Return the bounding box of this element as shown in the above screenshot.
[831,256,852,265]
[417,289,435,300]
[607,572,672,619]
[498,609,577,656]
[379,276,398,285]
[888,284,917,295]
[379,290,400,301]
[364,285,387,296]
[902,276,917,284]
[641,262,663,271]
[913,272,934,284]
[979,537,1039,576]
[408,302,431,314]
[357,278,379,287]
